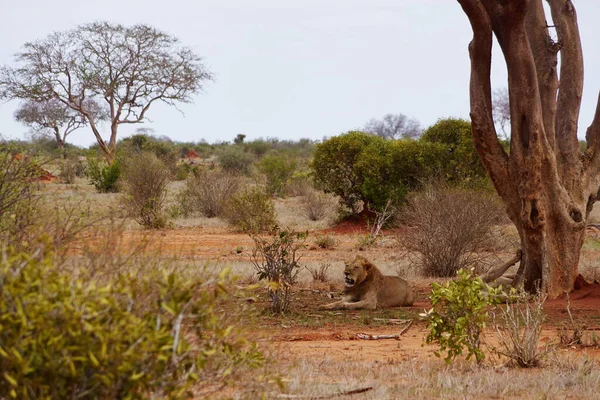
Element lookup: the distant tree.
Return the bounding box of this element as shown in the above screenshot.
[0,22,212,164]
[364,113,422,139]
[234,134,246,144]
[492,88,510,139]
[14,99,105,156]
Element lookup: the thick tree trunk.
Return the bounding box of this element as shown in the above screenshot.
[457,0,600,297]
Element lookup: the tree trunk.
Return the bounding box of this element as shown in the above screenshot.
[457,0,600,297]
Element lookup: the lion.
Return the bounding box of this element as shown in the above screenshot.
[320,255,414,310]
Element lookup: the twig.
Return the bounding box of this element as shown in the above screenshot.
[372,318,411,325]
[277,386,374,399]
[357,320,413,340]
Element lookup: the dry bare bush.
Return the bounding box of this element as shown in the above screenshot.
[178,168,241,217]
[493,294,551,368]
[0,151,41,246]
[313,234,337,249]
[305,262,330,282]
[120,152,171,228]
[398,185,508,277]
[300,188,333,221]
[558,293,584,346]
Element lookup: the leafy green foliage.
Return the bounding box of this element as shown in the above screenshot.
[422,269,502,364]
[421,118,487,184]
[312,131,450,214]
[87,157,121,193]
[257,154,297,197]
[250,228,307,313]
[0,248,264,399]
[218,147,254,174]
[121,152,172,229]
[311,121,490,216]
[311,131,381,213]
[119,134,179,172]
[223,186,276,233]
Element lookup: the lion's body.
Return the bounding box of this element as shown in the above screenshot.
[320,256,414,310]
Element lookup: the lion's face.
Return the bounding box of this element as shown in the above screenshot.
[343,256,371,288]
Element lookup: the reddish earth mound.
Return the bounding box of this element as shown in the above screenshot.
[184,149,200,159]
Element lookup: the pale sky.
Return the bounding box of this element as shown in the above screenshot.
[1,0,599,147]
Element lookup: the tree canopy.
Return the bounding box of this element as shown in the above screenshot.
[0,22,212,163]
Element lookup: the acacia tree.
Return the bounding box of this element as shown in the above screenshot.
[457,0,600,296]
[0,22,212,163]
[364,113,422,139]
[15,99,105,155]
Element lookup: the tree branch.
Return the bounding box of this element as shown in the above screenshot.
[525,0,559,150]
[548,0,584,185]
[457,0,511,199]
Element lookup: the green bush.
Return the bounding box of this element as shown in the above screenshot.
[257,154,297,197]
[0,248,264,399]
[121,152,172,229]
[311,123,490,216]
[87,157,121,193]
[421,269,502,364]
[421,118,488,183]
[119,134,179,172]
[58,158,80,184]
[218,147,254,174]
[223,186,276,233]
[311,131,381,213]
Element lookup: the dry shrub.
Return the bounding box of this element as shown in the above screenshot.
[313,234,337,249]
[399,185,507,277]
[557,293,585,346]
[223,186,276,233]
[493,294,551,368]
[178,168,241,217]
[71,216,151,279]
[59,158,85,184]
[121,152,171,229]
[251,227,307,313]
[305,262,330,282]
[300,189,333,221]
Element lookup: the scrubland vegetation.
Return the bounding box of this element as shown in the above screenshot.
[1,119,599,399]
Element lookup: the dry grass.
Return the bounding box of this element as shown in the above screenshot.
[26,178,600,399]
[276,353,600,399]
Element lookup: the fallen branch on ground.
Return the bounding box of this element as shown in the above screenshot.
[372,318,411,325]
[479,250,522,283]
[277,386,374,399]
[357,320,413,340]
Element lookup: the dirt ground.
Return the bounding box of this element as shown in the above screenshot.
[100,224,600,350]
[75,212,600,398]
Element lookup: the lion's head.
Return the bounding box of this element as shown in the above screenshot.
[343,255,374,289]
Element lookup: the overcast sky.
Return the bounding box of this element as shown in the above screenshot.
[1,0,599,147]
